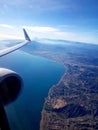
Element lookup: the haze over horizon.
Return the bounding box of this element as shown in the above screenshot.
[0,0,98,44]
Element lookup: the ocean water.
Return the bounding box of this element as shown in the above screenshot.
[0,50,65,130]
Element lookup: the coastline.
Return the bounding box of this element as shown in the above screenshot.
[39,59,68,130]
[21,41,98,130]
[39,54,98,130]
[40,62,69,130]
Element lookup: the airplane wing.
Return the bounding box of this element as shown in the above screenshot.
[0,28,31,57]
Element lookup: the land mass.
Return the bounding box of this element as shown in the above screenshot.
[8,39,98,130]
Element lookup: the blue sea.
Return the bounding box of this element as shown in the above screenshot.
[0,47,65,130]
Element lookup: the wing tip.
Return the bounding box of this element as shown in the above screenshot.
[23,28,31,41]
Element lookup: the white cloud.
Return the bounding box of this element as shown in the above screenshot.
[0,33,23,40]
[0,26,23,40]
[0,25,97,44]
[22,26,58,33]
[22,25,77,40]
[58,24,75,29]
[0,24,14,29]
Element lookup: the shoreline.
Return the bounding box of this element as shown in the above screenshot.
[39,54,98,130]
[21,42,98,130]
[39,57,70,130]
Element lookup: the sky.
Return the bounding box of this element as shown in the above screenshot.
[0,0,98,44]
